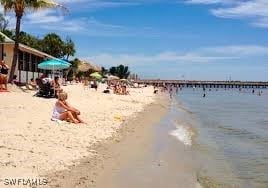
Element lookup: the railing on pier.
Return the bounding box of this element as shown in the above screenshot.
[136,80,268,88]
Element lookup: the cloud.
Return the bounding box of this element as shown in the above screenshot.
[86,52,234,67]
[1,0,143,33]
[186,0,238,4]
[56,0,189,11]
[25,10,64,24]
[1,6,138,35]
[82,45,268,68]
[79,44,268,80]
[0,1,189,37]
[185,0,268,28]
[14,8,187,38]
[202,45,268,56]
[56,0,141,10]
[211,0,268,18]
[21,13,157,37]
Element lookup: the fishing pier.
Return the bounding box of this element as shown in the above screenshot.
[136,80,268,89]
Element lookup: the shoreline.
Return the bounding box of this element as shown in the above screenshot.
[44,95,170,188]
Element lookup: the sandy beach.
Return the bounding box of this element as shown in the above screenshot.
[0,84,156,187]
[46,94,171,188]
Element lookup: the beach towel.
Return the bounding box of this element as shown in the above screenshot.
[51,118,65,124]
[0,90,10,92]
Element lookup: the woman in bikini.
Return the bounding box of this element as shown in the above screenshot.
[0,60,9,90]
[51,92,85,124]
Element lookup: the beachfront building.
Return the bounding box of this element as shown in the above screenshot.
[0,32,56,83]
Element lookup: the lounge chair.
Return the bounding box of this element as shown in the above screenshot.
[34,78,55,98]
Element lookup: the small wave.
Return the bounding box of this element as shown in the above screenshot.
[169,125,194,146]
[172,99,194,115]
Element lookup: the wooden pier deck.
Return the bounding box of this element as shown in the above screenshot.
[136,80,268,88]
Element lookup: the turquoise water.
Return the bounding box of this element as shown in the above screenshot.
[174,88,268,188]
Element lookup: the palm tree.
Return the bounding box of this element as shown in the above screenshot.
[41,33,65,58]
[0,0,66,82]
[100,66,108,77]
[66,58,80,79]
[116,64,130,79]
[0,13,9,31]
[109,65,130,79]
[63,37,75,60]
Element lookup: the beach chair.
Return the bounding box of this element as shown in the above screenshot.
[34,78,54,98]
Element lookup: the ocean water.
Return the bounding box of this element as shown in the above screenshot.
[170,88,268,188]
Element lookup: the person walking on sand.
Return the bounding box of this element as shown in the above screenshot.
[51,92,85,124]
[176,86,179,95]
[169,85,173,99]
[0,60,9,90]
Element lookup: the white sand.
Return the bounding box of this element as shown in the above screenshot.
[0,84,155,186]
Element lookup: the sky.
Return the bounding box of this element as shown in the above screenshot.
[3,0,268,81]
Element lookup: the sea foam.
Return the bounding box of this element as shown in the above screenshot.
[169,125,193,146]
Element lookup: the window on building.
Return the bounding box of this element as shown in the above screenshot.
[18,61,23,70]
[18,51,24,70]
[31,55,36,72]
[37,57,43,73]
[24,52,30,71]
[18,50,23,62]
[0,44,3,60]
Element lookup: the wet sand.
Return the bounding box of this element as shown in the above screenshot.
[45,96,200,188]
[44,96,168,187]
[95,98,201,188]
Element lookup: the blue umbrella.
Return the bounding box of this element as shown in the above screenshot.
[38,59,71,70]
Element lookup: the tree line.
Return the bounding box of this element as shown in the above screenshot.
[0,11,131,80]
[1,28,75,60]
[68,59,130,80]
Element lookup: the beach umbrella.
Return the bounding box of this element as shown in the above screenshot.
[77,60,95,72]
[38,59,71,70]
[107,75,120,80]
[120,79,131,85]
[120,79,128,83]
[93,65,102,72]
[90,72,102,80]
[38,59,70,96]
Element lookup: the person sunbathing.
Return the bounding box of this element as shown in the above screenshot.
[114,84,122,94]
[51,92,84,124]
[12,75,19,86]
[27,78,37,90]
[122,85,130,95]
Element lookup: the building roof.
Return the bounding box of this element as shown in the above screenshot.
[0,32,14,43]
[0,32,57,59]
[18,43,55,59]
